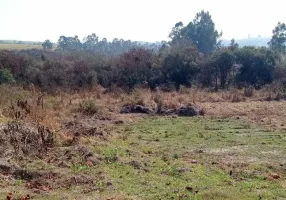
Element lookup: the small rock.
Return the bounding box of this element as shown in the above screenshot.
[114,120,124,124]
[85,160,93,167]
[86,157,101,165]
[79,146,94,159]
[178,167,192,173]
[128,160,141,169]
[106,182,113,186]
[58,161,71,168]
[269,172,281,179]
[186,186,193,192]
[190,160,198,164]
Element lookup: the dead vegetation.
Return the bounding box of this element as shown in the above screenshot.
[0,85,285,199]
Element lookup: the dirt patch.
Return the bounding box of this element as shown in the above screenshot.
[201,101,286,130]
[63,118,109,143]
[120,104,204,117]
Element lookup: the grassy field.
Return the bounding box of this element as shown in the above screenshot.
[0,87,286,199]
[0,43,42,50]
[1,117,286,199]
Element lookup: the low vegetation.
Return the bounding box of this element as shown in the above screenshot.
[0,8,286,200]
[0,85,284,199]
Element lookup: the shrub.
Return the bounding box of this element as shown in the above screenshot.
[116,48,159,89]
[244,86,255,97]
[179,85,190,94]
[129,89,145,106]
[172,153,179,159]
[235,47,277,88]
[103,149,118,163]
[153,93,164,112]
[0,69,15,84]
[77,100,99,115]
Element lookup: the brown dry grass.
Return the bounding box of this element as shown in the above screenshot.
[0,85,285,135]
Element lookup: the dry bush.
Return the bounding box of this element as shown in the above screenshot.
[244,86,255,97]
[76,100,100,115]
[260,84,279,101]
[178,96,186,104]
[122,88,153,107]
[160,93,178,109]
[231,92,245,102]
[0,119,54,158]
[179,85,190,94]
[152,93,164,112]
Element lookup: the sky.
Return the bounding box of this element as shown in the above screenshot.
[0,0,285,42]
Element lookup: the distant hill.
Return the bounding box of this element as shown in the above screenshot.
[0,40,42,45]
[0,37,272,50]
[222,37,271,47]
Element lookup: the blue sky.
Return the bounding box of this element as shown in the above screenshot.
[0,0,285,42]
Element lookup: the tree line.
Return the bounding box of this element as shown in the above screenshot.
[0,10,285,92]
[42,34,161,55]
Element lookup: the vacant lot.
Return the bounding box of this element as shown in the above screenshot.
[0,87,285,199]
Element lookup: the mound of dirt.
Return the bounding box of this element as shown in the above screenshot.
[177,105,202,117]
[159,105,204,116]
[120,105,154,114]
[120,104,204,117]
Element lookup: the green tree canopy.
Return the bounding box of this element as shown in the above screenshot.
[57,35,82,51]
[170,10,222,55]
[0,69,15,84]
[42,40,53,50]
[268,22,286,53]
[162,39,201,88]
[235,47,277,88]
